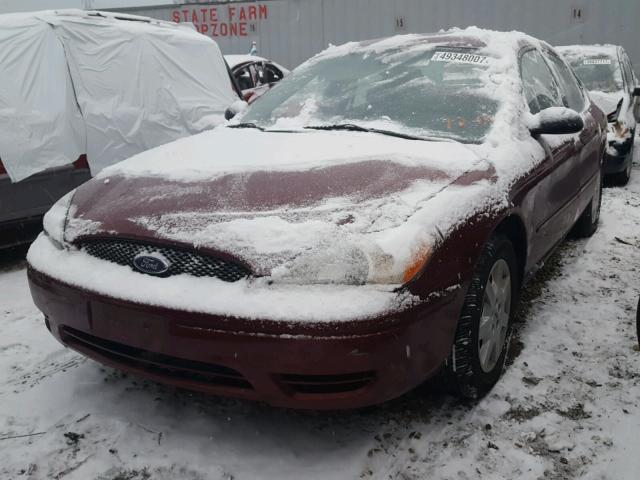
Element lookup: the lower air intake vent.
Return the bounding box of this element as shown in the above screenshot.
[279,371,376,394]
[79,239,250,282]
[61,327,252,390]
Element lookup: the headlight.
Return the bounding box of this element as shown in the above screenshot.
[271,241,433,286]
[42,190,75,249]
[272,244,369,285]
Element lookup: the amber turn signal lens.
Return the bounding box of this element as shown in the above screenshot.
[402,245,432,283]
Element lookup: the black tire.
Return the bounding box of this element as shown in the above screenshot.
[443,234,519,399]
[572,167,603,238]
[611,139,633,186]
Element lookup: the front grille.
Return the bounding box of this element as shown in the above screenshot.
[279,371,376,394]
[61,327,253,390]
[79,239,250,282]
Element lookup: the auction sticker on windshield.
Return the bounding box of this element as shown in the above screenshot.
[583,58,612,65]
[431,50,489,65]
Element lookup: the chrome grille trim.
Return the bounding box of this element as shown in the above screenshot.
[79,239,250,282]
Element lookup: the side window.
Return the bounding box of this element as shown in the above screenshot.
[520,49,562,114]
[544,51,585,112]
[265,64,284,83]
[252,62,266,86]
[626,56,638,87]
[234,65,254,91]
[621,55,634,94]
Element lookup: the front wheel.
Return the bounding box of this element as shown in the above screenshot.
[444,234,519,399]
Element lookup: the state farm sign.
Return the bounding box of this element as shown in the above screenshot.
[171,3,268,37]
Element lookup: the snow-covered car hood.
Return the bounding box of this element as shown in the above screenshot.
[588,90,623,117]
[64,127,493,281]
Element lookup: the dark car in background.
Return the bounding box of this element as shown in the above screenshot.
[226,54,290,103]
[28,28,606,409]
[558,44,639,185]
[0,158,91,250]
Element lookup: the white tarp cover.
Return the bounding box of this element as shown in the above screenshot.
[0,13,85,182]
[0,10,237,182]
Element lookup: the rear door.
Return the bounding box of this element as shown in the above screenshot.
[519,48,583,263]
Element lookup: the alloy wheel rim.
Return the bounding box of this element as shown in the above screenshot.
[478,259,512,373]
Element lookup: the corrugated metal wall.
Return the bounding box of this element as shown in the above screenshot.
[117,0,640,71]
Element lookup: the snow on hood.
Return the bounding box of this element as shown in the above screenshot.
[97,126,478,182]
[67,126,494,282]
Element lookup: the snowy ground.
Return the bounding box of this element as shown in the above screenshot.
[1,146,639,480]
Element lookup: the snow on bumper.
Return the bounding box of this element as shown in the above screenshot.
[26,234,417,323]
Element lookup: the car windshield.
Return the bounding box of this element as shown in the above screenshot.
[565,55,623,93]
[238,47,499,143]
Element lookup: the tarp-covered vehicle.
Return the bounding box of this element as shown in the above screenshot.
[0,10,239,249]
[558,44,640,185]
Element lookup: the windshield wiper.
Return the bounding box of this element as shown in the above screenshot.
[227,122,265,131]
[304,123,444,142]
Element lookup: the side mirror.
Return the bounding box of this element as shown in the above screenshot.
[529,107,584,136]
[224,107,236,120]
[224,100,249,121]
[633,86,640,97]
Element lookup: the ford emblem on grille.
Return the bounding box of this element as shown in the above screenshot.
[132,252,170,276]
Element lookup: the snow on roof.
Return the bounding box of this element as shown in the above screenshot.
[225,54,269,68]
[313,26,547,62]
[556,44,620,60]
[224,54,290,74]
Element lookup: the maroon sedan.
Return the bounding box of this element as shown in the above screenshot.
[28,28,606,409]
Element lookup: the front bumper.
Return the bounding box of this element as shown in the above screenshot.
[28,267,462,409]
[604,134,634,175]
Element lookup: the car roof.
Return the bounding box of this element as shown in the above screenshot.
[319,27,547,59]
[556,44,621,60]
[224,54,290,75]
[225,54,270,69]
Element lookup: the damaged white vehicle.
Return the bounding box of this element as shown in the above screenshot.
[558,44,640,185]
